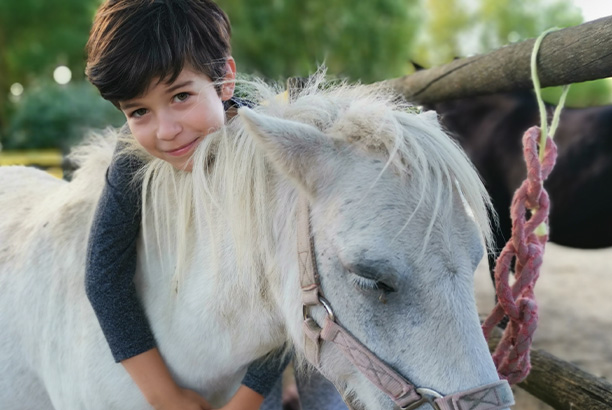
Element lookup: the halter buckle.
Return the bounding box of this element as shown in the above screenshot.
[401,387,444,410]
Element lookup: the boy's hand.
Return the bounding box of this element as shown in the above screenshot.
[153,387,212,410]
[121,349,212,410]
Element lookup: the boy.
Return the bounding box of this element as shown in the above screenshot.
[84,1,287,409]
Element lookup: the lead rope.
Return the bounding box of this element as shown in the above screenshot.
[481,28,570,384]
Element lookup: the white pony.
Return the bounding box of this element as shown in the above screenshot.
[0,76,513,410]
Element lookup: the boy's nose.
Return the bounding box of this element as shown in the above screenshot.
[156,114,182,141]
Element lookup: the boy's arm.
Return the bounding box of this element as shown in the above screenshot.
[123,348,211,410]
[85,140,210,408]
[217,346,292,410]
[85,140,156,362]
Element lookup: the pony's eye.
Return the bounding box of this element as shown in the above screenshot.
[350,274,396,294]
[375,281,396,293]
[351,275,379,290]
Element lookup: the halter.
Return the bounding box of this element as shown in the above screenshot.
[297,196,514,410]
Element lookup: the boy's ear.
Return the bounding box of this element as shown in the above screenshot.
[221,57,236,101]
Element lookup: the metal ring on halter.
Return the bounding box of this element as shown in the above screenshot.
[302,295,336,322]
[318,296,336,322]
[402,387,444,410]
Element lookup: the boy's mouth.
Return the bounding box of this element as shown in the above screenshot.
[165,137,201,157]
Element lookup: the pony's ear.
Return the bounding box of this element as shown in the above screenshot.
[238,107,337,197]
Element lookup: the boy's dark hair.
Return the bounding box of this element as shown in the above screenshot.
[86,0,231,105]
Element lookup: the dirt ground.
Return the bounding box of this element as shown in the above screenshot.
[474,243,612,409]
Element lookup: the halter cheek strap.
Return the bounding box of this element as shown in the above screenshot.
[297,197,515,410]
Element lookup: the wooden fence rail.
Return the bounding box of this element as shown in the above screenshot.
[380,16,612,104]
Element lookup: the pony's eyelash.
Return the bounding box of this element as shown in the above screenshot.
[350,274,379,290]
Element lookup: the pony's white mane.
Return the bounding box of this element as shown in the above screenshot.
[83,72,493,291]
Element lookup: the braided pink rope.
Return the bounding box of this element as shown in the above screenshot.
[482,125,557,385]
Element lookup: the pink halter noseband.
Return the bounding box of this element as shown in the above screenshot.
[297,197,514,410]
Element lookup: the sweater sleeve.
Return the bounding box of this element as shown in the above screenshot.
[85,140,156,362]
[242,346,293,397]
[85,98,273,376]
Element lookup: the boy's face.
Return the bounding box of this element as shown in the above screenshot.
[119,59,236,171]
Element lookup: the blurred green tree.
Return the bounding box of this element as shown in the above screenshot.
[218,0,422,83]
[413,0,582,66]
[411,0,471,68]
[5,81,124,151]
[0,0,100,139]
[476,0,612,106]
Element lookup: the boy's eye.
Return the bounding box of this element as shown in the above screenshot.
[130,108,148,118]
[174,92,190,102]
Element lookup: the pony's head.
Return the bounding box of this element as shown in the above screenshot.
[238,78,509,409]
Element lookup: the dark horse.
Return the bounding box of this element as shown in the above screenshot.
[427,89,612,272]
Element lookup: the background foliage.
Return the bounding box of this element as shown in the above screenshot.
[218,0,421,83]
[5,82,125,151]
[0,0,101,142]
[0,0,608,151]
